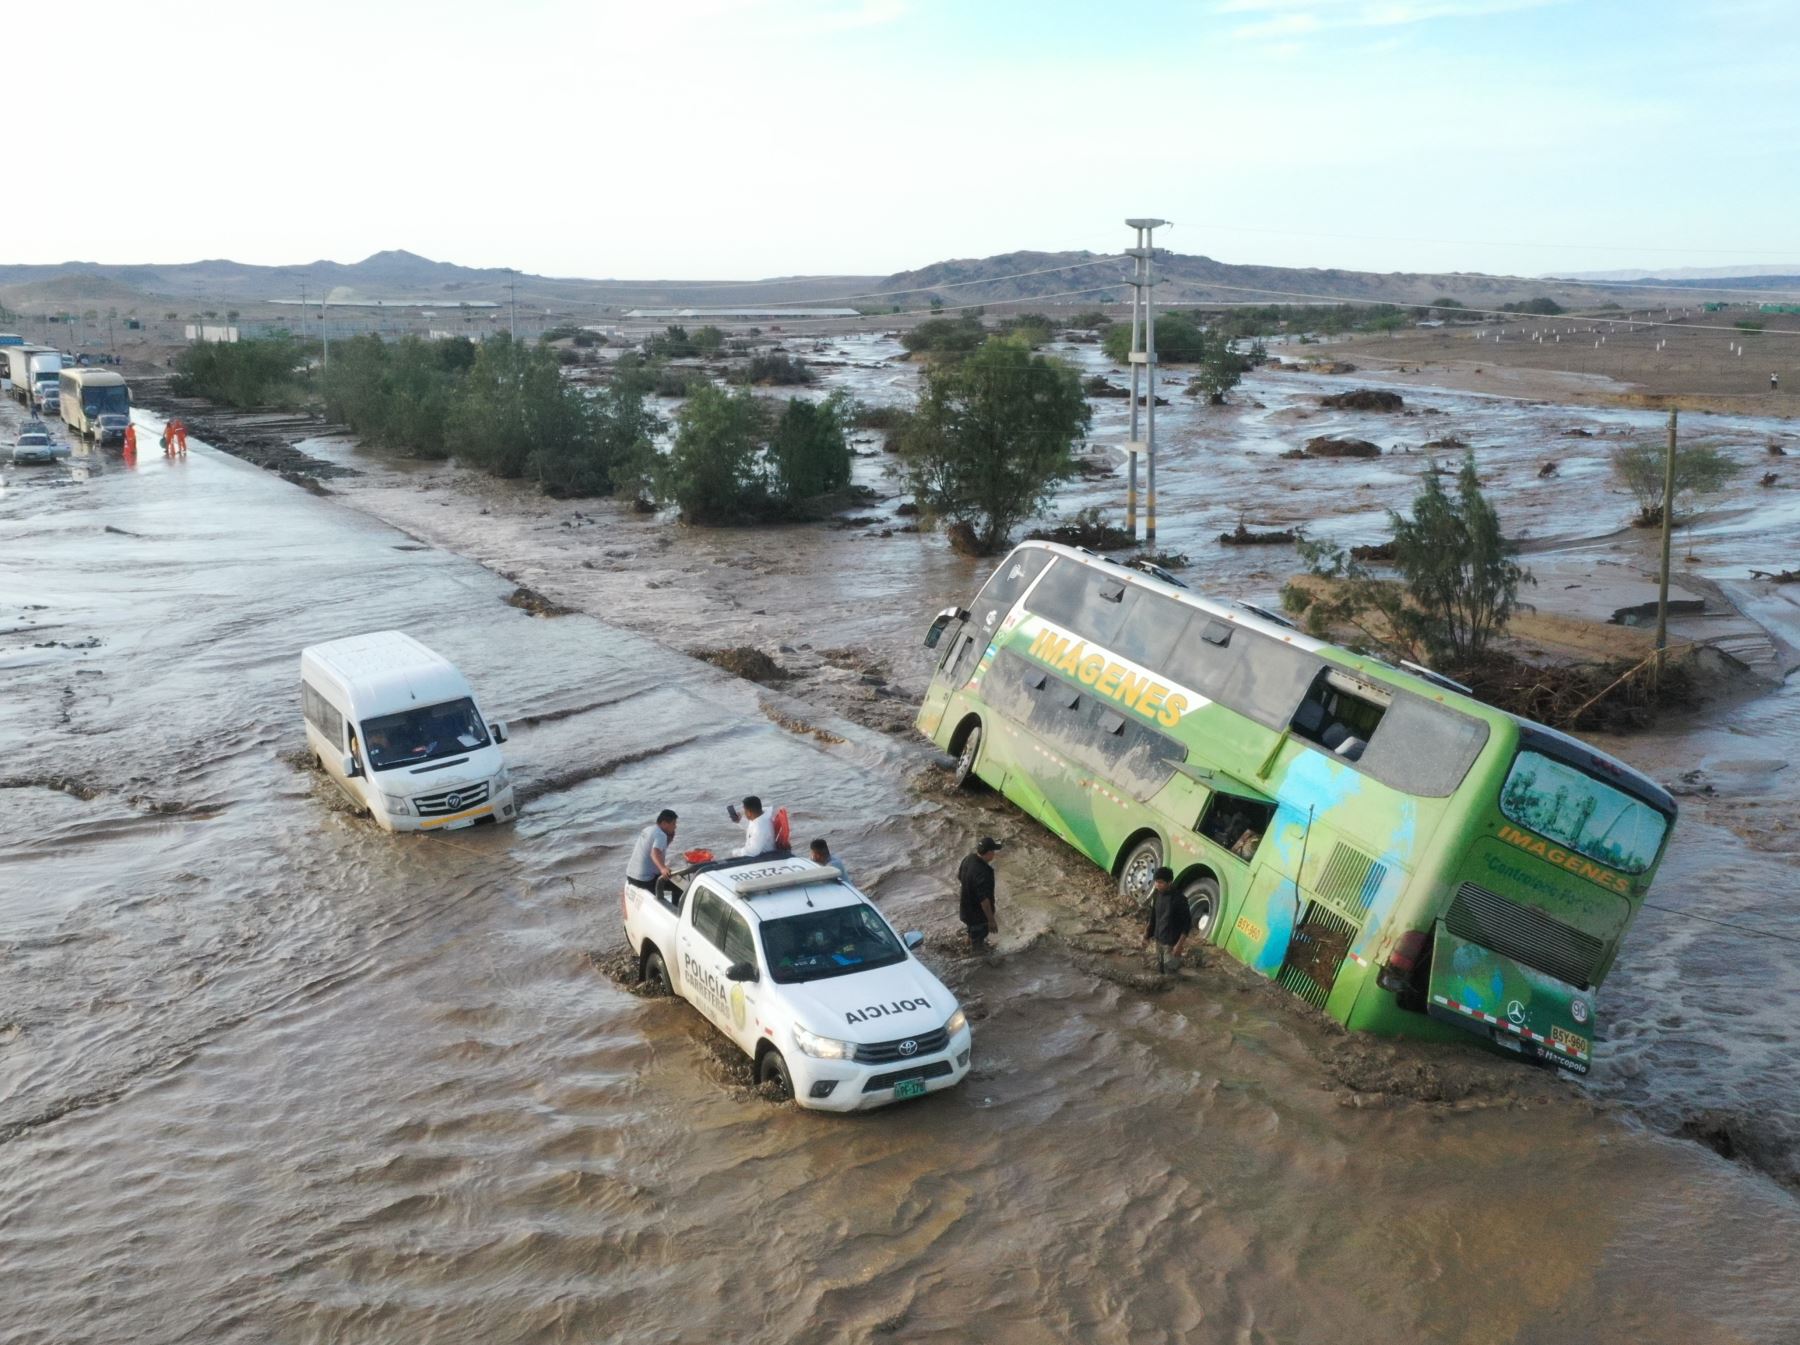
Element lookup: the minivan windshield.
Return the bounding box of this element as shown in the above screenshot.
[760,904,907,984]
[362,697,490,772]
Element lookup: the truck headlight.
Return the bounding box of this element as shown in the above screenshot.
[491,767,510,791]
[945,1007,968,1037]
[792,1023,856,1060]
[382,793,410,815]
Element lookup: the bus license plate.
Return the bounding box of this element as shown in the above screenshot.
[894,1078,927,1100]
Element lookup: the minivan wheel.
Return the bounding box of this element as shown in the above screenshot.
[757,1048,794,1100]
[1118,836,1164,903]
[641,948,670,994]
[952,723,983,790]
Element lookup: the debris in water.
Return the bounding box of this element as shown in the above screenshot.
[1319,389,1404,411]
[1219,520,1300,547]
[692,646,789,683]
[1296,436,1382,459]
[504,585,573,617]
[759,702,846,745]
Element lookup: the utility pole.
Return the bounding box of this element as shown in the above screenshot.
[1125,218,1167,546]
[509,270,518,340]
[320,289,329,369]
[1653,407,1678,677]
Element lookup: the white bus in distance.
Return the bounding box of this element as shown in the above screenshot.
[299,631,516,832]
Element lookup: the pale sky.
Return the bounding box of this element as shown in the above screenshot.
[13,0,1798,281]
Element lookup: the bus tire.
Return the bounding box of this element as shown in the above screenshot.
[1182,873,1221,942]
[757,1046,794,1100]
[952,722,984,791]
[641,947,670,994]
[1117,835,1163,903]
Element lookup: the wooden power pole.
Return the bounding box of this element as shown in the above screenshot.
[1653,407,1678,676]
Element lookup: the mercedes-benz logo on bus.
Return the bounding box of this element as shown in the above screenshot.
[445,793,462,810]
[898,1039,919,1057]
[1506,1000,1526,1026]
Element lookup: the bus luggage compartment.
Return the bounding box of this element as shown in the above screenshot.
[1425,923,1595,1074]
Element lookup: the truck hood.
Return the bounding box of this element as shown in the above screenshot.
[780,958,956,1042]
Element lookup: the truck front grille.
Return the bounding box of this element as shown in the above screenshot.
[854,1027,950,1064]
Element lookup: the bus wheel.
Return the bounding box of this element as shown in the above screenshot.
[952,723,984,790]
[1183,875,1220,941]
[1118,836,1163,902]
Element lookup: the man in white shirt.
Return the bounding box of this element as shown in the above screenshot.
[733,795,777,857]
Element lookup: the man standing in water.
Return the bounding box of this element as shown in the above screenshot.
[626,809,679,892]
[957,837,1003,952]
[1143,867,1194,973]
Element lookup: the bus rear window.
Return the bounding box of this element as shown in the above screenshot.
[1500,750,1669,875]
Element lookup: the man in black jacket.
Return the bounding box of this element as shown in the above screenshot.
[957,837,1003,951]
[1143,867,1193,972]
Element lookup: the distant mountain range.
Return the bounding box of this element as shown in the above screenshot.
[1,246,1785,315]
[1550,263,1800,282]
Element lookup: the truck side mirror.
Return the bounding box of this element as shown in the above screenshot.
[725,961,758,982]
[903,931,925,950]
[340,753,361,779]
[490,720,508,744]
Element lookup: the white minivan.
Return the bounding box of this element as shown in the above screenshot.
[299,631,516,832]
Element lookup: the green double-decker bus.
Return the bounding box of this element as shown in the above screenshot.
[917,542,1676,1072]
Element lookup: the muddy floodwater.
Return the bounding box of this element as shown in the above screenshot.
[3,349,1800,1342]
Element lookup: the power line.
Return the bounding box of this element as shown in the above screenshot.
[1641,900,1800,949]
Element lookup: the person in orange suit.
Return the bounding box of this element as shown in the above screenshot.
[171,419,189,455]
[123,422,137,461]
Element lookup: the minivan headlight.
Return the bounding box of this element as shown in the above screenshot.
[945,1007,968,1037]
[382,793,410,815]
[792,1023,856,1060]
[491,766,510,791]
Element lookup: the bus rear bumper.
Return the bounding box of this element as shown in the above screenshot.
[1425,926,1597,1075]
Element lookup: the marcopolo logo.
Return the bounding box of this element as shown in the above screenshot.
[846,997,930,1025]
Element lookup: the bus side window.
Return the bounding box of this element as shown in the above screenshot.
[1200,794,1276,860]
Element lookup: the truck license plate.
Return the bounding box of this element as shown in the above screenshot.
[893,1078,926,1100]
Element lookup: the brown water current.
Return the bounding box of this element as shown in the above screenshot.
[2,352,1799,1344]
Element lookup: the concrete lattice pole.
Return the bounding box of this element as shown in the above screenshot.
[1126,219,1167,545]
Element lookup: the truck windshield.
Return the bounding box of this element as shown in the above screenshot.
[362,697,490,772]
[1499,749,1669,875]
[80,385,129,415]
[760,904,906,984]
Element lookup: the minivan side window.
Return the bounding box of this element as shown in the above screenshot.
[301,681,345,747]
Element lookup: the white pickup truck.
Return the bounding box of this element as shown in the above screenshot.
[623,856,973,1112]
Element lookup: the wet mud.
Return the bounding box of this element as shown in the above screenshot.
[5,356,1800,1342]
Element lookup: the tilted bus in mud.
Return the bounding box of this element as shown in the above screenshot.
[917,541,1676,1072]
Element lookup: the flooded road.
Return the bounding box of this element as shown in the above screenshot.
[4,390,1800,1343]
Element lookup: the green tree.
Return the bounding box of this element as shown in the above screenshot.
[1393,454,1531,663]
[901,316,985,356]
[901,337,1090,554]
[530,383,660,499]
[449,334,586,479]
[661,384,769,523]
[1100,311,1208,363]
[1610,440,1740,526]
[769,393,851,502]
[170,332,311,408]
[1192,341,1249,404]
[692,325,726,355]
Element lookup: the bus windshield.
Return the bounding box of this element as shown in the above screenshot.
[1499,750,1669,875]
[362,697,490,772]
[760,904,906,984]
[80,385,129,415]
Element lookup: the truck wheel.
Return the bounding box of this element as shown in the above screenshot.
[757,1048,794,1100]
[952,723,983,791]
[1117,836,1163,903]
[1183,874,1220,941]
[641,948,670,994]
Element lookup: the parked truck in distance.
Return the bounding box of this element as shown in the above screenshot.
[2,345,61,412]
[59,367,130,444]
